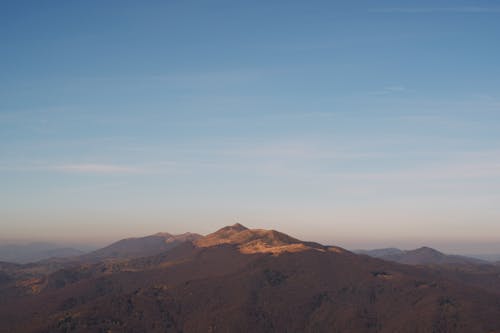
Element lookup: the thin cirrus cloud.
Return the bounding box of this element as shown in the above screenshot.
[54,164,141,174]
[50,161,182,175]
[369,86,407,96]
[328,160,500,183]
[372,7,500,13]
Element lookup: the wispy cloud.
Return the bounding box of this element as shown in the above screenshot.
[0,160,184,175]
[53,164,140,174]
[369,85,408,96]
[217,143,387,160]
[372,7,500,14]
[75,68,279,89]
[329,159,500,182]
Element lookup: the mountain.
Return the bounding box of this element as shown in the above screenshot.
[0,232,203,294]
[355,248,404,258]
[358,246,487,266]
[83,232,202,261]
[467,253,500,262]
[0,243,88,264]
[195,223,332,254]
[1,224,500,332]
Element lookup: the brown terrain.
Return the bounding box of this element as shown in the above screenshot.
[1,224,500,333]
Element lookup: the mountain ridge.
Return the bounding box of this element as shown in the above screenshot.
[357,246,488,266]
[81,232,202,261]
[0,243,88,264]
[2,224,500,332]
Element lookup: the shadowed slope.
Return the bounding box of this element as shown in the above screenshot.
[83,232,201,261]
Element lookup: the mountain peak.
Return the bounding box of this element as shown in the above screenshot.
[231,222,248,230]
[204,223,249,239]
[410,246,443,256]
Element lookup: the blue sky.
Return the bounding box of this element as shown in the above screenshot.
[1,1,500,252]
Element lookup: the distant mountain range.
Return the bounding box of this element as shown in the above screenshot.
[0,233,202,265]
[356,247,488,266]
[2,224,500,332]
[0,243,88,264]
